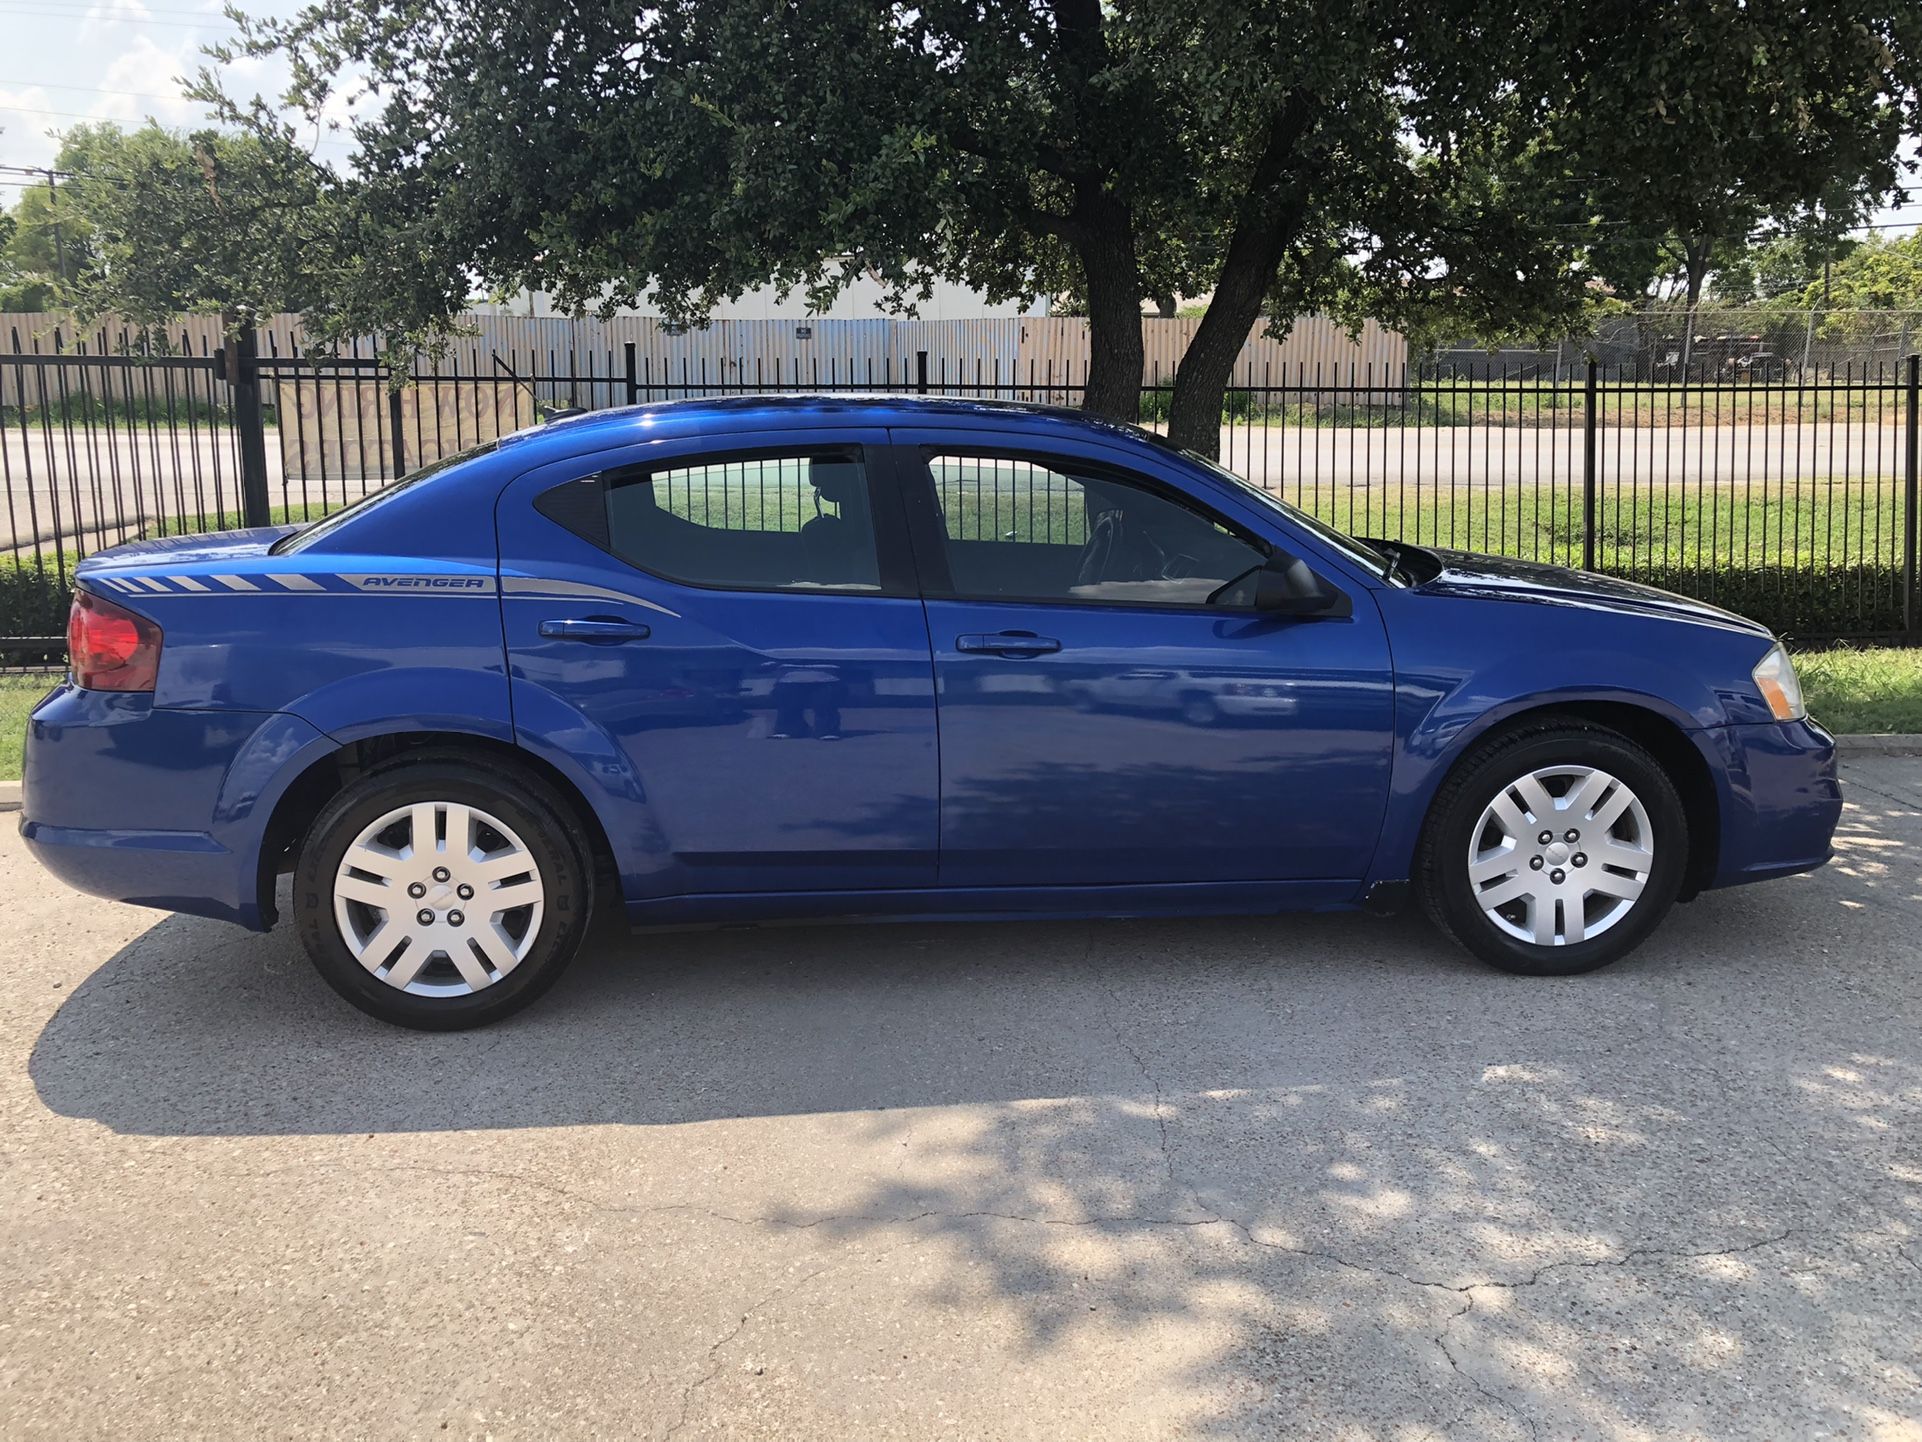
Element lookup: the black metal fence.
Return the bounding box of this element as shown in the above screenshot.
[4,325,1919,660]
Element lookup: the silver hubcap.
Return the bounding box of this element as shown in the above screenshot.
[1468,764,1653,947]
[333,801,545,996]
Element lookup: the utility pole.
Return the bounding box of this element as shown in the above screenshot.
[44,168,67,287]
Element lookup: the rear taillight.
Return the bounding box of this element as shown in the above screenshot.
[67,588,163,692]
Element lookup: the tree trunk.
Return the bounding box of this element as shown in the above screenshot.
[1678,236,1712,381]
[1166,98,1312,458]
[1075,192,1144,423]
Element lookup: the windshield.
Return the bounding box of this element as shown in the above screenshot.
[273,441,499,554]
[1175,448,1395,579]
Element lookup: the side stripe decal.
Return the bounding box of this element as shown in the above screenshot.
[501,575,679,617]
[80,571,657,603]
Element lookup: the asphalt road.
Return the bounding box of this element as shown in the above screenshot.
[3,757,1919,1440]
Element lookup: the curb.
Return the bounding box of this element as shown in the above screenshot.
[0,780,17,813]
[1835,734,1922,758]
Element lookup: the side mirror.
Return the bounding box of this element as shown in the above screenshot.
[1253,554,1351,618]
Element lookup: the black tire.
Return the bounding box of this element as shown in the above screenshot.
[294,756,593,1029]
[1417,719,1687,977]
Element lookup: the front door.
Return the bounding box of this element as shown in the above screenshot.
[894,434,1395,888]
[501,430,939,898]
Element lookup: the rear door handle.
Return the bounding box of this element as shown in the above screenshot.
[956,631,1061,656]
[539,617,651,643]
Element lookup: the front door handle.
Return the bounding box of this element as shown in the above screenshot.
[539,617,651,644]
[956,631,1062,656]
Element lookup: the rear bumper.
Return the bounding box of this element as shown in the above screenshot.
[1700,717,1843,888]
[20,685,334,929]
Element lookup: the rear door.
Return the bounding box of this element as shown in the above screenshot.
[893,430,1395,889]
[500,429,939,897]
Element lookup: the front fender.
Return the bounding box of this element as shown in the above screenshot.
[1365,636,1727,893]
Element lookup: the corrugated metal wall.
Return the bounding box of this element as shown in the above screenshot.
[3,310,1409,410]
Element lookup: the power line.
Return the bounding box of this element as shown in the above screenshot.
[0,0,256,17]
[0,4,239,28]
[0,105,355,147]
[0,78,195,103]
[0,102,209,123]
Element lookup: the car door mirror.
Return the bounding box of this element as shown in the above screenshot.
[1253,553,1351,618]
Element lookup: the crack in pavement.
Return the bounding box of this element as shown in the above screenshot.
[1082,923,1179,1189]
[661,1233,940,1442]
[1433,1294,1537,1442]
[223,1158,1800,1441]
[227,1160,1799,1296]
[662,1263,837,1441]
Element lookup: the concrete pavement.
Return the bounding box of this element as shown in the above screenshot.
[2,758,1920,1439]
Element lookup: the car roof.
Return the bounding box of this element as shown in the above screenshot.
[498,394,1168,461]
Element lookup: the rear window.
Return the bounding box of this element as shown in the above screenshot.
[546,449,883,593]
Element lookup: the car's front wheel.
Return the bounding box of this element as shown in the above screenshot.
[294,757,592,1029]
[1419,720,1688,976]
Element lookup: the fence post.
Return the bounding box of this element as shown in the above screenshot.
[228,322,273,527]
[387,370,406,480]
[1582,357,1598,571]
[1905,352,1919,638]
[624,341,639,406]
[915,350,929,395]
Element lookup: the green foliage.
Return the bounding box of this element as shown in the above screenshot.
[1809,231,1922,313]
[1,122,345,339]
[0,670,63,781]
[0,558,74,665]
[1563,2,1915,316]
[199,0,1921,445]
[1795,645,1922,732]
[0,180,91,312]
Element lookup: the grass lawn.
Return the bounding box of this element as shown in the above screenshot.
[1794,646,1922,735]
[0,671,60,782]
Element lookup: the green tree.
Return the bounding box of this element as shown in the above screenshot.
[0,176,94,312]
[205,0,1919,453]
[5,122,343,339]
[1711,233,1852,308]
[1810,230,1922,311]
[1566,3,1914,371]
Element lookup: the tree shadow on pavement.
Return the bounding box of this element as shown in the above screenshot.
[24,768,1922,1437]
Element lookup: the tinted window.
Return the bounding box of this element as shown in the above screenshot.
[926,454,1267,607]
[603,452,880,591]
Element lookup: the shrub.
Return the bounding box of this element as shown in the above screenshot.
[0,559,74,666]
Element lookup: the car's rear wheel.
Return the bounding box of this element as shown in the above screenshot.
[1418,721,1687,976]
[294,758,591,1029]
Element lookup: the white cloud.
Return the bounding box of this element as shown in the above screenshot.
[79,0,157,45]
[0,85,63,171]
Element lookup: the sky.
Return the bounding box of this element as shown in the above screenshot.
[0,0,355,190]
[1,0,1919,241]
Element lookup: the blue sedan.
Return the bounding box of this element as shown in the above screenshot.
[21,398,1841,1029]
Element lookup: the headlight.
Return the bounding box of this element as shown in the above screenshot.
[1751,643,1806,721]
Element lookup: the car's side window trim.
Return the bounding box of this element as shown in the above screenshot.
[532,441,920,599]
[897,442,1336,616]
